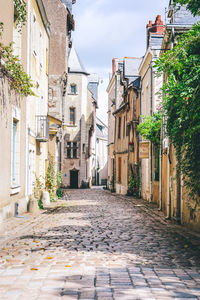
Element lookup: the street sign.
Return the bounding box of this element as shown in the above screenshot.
[139,141,150,159]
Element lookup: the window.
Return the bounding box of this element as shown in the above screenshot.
[70,84,76,94]
[118,117,121,139]
[11,116,20,187]
[66,142,78,159]
[69,107,75,125]
[118,157,122,183]
[67,142,71,158]
[127,124,130,137]
[123,116,126,137]
[12,121,17,182]
[73,142,78,158]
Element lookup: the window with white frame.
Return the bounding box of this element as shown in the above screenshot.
[11,108,20,188]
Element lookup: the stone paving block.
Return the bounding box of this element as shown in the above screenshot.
[0,190,200,299]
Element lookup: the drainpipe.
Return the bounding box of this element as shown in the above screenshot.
[167,143,171,219]
[159,117,163,210]
[26,0,31,200]
[150,63,153,201]
[138,90,142,197]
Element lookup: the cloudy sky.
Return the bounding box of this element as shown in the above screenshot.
[72,0,170,123]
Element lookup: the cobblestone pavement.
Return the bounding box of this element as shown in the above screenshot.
[0,189,200,300]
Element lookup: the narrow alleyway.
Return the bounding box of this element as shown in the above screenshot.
[0,190,200,300]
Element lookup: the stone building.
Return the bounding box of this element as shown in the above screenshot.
[0,0,28,219]
[113,57,141,195]
[159,1,200,230]
[95,117,108,186]
[43,0,76,178]
[26,0,50,198]
[138,15,164,204]
[62,46,98,188]
[107,57,141,195]
[0,0,50,219]
[107,58,124,191]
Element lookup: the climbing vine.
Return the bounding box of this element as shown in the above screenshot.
[13,0,27,30]
[137,112,162,147]
[0,23,35,96]
[155,22,200,198]
[0,43,35,96]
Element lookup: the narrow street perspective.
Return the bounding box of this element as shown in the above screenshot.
[0,189,200,299]
[1,0,200,299]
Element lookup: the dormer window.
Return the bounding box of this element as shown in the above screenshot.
[70,84,77,94]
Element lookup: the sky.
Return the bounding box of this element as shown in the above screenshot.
[72,0,170,123]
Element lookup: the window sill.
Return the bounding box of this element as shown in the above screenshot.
[67,124,77,127]
[10,185,21,195]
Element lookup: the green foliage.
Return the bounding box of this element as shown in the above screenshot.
[110,175,115,193]
[137,112,162,146]
[14,0,27,30]
[127,172,140,198]
[0,43,35,96]
[56,170,63,199]
[46,157,56,202]
[57,170,63,188]
[34,175,44,209]
[155,22,200,198]
[56,188,63,199]
[173,0,200,16]
[0,20,35,97]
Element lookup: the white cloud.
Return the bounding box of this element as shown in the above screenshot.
[72,0,170,121]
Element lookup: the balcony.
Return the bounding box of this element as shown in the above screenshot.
[36,116,49,142]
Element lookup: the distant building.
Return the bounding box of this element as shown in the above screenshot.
[95,117,108,186]
[139,15,164,204]
[107,59,124,191]
[62,46,98,188]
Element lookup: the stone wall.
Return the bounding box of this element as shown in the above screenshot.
[0,73,27,219]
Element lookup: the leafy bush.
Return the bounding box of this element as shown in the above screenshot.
[34,175,43,209]
[46,157,56,202]
[137,112,162,147]
[127,173,140,198]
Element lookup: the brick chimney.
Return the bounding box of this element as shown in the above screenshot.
[146,15,164,48]
[112,58,118,74]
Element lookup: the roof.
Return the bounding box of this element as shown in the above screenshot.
[124,57,142,78]
[88,74,99,101]
[96,117,108,140]
[68,45,89,75]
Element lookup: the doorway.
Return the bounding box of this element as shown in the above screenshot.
[70,170,79,188]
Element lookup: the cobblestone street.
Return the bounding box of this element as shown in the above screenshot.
[0,189,200,300]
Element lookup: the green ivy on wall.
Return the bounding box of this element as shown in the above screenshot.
[155,22,200,198]
[13,0,27,30]
[0,42,35,96]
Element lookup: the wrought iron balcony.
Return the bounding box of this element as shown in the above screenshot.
[36,115,49,142]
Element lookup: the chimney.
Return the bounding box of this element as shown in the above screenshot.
[112,58,118,74]
[146,15,164,48]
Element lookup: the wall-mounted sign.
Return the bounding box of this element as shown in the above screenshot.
[139,141,150,159]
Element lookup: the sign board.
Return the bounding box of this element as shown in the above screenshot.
[139,141,150,159]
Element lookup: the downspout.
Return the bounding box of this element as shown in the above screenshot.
[26,0,31,199]
[150,62,153,201]
[159,115,163,210]
[167,143,171,219]
[138,89,142,197]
